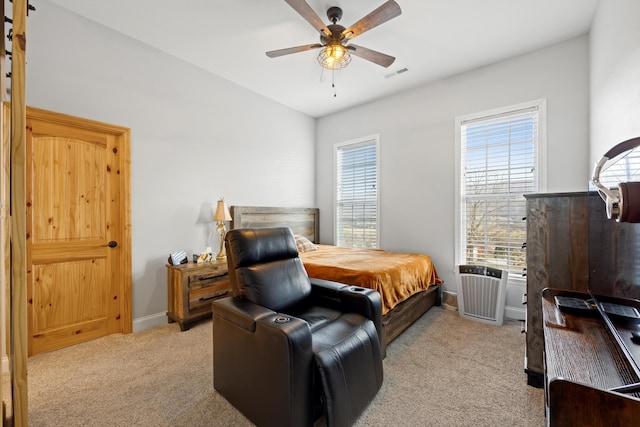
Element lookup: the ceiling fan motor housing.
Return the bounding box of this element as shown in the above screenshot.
[321,24,346,45]
[327,6,343,23]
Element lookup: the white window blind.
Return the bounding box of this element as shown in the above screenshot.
[336,138,378,249]
[459,106,540,279]
[597,147,640,188]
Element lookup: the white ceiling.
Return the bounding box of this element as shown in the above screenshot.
[48,0,598,118]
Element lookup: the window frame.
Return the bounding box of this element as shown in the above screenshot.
[333,135,380,249]
[454,99,547,285]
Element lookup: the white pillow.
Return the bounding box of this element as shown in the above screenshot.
[294,235,318,253]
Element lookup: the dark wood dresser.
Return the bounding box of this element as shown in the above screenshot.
[524,192,590,386]
[525,191,640,388]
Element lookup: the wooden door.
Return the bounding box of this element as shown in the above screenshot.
[18,105,131,356]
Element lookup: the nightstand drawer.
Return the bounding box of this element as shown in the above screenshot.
[188,269,227,289]
[189,280,230,311]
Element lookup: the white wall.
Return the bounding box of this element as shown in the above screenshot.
[316,36,590,306]
[25,2,316,329]
[590,0,640,163]
[17,2,597,331]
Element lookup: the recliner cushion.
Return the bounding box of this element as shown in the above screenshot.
[226,227,312,311]
[226,227,299,267]
[312,313,383,427]
[235,257,311,311]
[290,304,343,332]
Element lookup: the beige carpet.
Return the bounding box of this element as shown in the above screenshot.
[17,307,543,426]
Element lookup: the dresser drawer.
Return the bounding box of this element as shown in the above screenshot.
[188,279,230,311]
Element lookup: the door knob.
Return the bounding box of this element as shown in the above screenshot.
[107,241,118,248]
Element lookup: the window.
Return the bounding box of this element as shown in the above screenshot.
[596,146,640,188]
[335,136,379,248]
[455,100,546,283]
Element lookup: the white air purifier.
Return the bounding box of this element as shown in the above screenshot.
[456,265,508,326]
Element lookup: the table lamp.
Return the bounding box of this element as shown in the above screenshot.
[214,198,232,260]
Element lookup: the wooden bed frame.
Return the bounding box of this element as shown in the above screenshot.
[230,206,442,346]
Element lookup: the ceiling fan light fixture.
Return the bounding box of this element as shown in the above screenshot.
[318,43,351,70]
[267,1,401,70]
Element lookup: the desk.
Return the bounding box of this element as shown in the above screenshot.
[542,288,640,426]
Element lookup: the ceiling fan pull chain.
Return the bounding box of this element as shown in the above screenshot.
[332,69,337,97]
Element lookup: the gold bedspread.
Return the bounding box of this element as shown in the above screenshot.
[299,245,442,315]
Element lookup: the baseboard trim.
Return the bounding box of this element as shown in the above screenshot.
[505,305,526,321]
[443,303,458,311]
[133,312,168,333]
[442,290,458,310]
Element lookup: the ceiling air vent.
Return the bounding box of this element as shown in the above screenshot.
[385,67,408,78]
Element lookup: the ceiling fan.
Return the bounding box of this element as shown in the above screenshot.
[266,0,402,71]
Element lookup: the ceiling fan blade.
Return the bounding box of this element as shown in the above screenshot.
[284,0,331,37]
[347,44,396,68]
[266,43,323,58]
[342,0,402,41]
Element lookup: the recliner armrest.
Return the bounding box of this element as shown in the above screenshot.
[212,296,276,333]
[310,278,382,319]
[310,278,384,354]
[309,278,349,304]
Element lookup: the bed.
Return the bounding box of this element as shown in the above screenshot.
[230,206,443,346]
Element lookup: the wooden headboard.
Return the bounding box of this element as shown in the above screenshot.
[230,206,320,243]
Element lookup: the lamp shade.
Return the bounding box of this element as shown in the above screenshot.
[214,199,232,221]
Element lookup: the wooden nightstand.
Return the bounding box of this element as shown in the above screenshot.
[166,260,231,331]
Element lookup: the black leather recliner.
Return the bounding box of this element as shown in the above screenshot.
[212,227,384,427]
